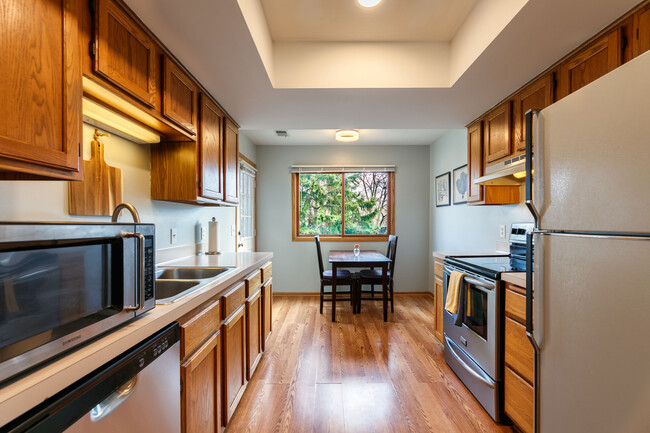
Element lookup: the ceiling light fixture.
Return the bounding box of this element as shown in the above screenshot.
[358,0,382,7]
[335,130,360,142]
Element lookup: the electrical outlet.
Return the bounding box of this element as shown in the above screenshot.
[200,226,206,241]
[170,228,178,244]
[499,225,507,239]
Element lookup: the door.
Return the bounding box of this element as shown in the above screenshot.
[483,101,512,164]
[512,73,554,152]
[633,3,650,57]
[434,277,444,343]
[162,56,199,136]
[245,289,262,380]
[466,120,484,203]
[200,94,224,201]
[534,52,650,233]
[237,157,256,251]
[262,279,273,351]
[534,233,650,433]
[222,305,247,425]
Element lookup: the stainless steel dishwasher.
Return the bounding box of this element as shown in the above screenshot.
[3,323,180,433]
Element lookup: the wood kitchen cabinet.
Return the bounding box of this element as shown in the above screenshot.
[179,298,222,433]
[504,282,534,433]
[262,278,273,351]
[483,101,512,164]
[512,73,554,152]
[223,118,240,204]
[200,94,225,201]
[433,258,444,344]
[466,120,484,204]
[163,56,199,136]
[0,0,83,180]
[633,3,650,57]
[222,300,247,425]
[245,290,263,380]
[557,29,622,100]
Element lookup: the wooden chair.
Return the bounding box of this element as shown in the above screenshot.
[315,236,357,316]
[357,235,397,313]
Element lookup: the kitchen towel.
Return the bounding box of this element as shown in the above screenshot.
[444,271,465,314]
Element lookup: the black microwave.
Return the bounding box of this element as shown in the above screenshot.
[0,222,155,384]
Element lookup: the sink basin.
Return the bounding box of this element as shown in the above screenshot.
[155,280,201,304]
[156,267,231,280]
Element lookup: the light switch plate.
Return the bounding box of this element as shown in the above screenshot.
[170,228,178,244]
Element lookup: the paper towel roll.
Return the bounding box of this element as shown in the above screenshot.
[208,217,221,254]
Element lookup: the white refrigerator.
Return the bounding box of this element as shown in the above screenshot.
[526,51,650,432]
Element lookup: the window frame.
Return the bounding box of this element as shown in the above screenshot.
[291,171,395,242]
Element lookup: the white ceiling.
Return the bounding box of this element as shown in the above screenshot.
[242,129,448,146]
[260,0,478,42]
[124,0,640,146]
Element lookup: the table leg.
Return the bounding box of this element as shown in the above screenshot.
[382,263,388,322]
[332,264,337,322]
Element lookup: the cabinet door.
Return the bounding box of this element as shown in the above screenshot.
[633,4,650,58]
[163,55,199,135]
[483,101,512,164]
[222,305,247,425]
[223,118,239,204]
[466,120,484,203]
[0,0,82,179]
[245,290,263,381]
[434,277,444,343]
[200,94,225,201]
[181,330,222,433]
[513,73,554,152]
[262,279,273,351]
[95,0,157,108]
[557,29,621,99]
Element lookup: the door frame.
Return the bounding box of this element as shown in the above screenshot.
[237,154,257,252]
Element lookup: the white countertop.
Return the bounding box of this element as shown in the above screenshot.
[0,251,273,427]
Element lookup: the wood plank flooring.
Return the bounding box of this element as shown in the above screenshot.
[225,295,515,433]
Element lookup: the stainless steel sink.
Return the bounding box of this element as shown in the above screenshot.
[156,267,232,280]
[155,280,201,304]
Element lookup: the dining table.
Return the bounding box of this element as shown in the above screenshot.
[328,250,392,322]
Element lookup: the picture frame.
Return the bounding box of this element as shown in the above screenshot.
[435,172,450,207]
[453,164,469,205]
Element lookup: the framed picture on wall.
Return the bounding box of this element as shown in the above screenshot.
[435,172,450,207]
[453,164,469,205]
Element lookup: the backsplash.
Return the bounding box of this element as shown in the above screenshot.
[0,123,237,252]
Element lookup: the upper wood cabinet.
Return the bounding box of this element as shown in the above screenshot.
[557,29,622,100]
[94,0,157,108]
[223,118,240,204]
[163,56,199,136]
[0,0,82,180]
[513,73,554,152]
[633,3,650,57]
[200,94,225,201]
[483,101,512,164]
[466,120,484,204]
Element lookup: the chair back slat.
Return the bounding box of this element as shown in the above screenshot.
[314,236,325,277]
[388,235,398,278]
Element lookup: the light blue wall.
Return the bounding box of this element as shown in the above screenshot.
[0,124,237,252]
[428,129,533,291]
[239,133,256,163]
[257,144,430,293]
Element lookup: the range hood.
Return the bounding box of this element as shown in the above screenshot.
[474,154,527,186]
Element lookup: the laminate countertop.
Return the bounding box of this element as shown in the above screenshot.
[502,272,527,288]
[0,251,273,428]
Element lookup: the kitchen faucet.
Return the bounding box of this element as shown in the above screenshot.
[111,203,141,223]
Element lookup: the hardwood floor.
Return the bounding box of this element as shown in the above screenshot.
[226,294,515,433]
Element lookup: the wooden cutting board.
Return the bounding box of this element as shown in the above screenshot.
[69,134,123,216]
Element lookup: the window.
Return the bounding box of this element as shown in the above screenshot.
[292,168,394,241]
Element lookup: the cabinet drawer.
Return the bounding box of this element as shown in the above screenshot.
[179,297,220,360]
[505,287,527,324]
[434,260,443,279]
[505,317,534,384]
[222,281,246,319]
[505,366,533,433]
[245,269,262,298]
[261,261,272,284]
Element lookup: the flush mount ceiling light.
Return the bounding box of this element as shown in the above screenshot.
[335,130,360,142]
[358,0,382,7]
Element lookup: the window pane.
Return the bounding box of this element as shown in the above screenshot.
[344,173,389,235]
[298,173,342,235]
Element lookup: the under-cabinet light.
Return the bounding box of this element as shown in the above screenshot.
[83,98,161,144]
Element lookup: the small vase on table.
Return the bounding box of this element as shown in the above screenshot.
[353,244,360,257]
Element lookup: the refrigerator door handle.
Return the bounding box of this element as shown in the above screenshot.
[525,109,540,225]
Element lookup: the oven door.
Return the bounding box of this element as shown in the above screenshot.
[443,265,500,381]
[0,231,140,383]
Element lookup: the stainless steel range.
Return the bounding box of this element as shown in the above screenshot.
[442,223,533,422]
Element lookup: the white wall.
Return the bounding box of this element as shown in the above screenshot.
[238,133,257,163]
[257,144,430,293]
[0,124,237,252]
[427,129,533,291]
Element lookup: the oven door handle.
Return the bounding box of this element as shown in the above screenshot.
[122,232,145,312]
[463,276,495,290]
[445,336,495,389]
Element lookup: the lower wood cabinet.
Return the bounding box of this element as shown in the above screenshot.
[505,366,534,433]
[262,279,273,351]
[433,258,444,344]
[245,289,263,380]
[181,330,222,433]
[222,304,247,425]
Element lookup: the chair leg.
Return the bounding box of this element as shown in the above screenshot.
[320,281,324,314]
[390,280,394,313]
